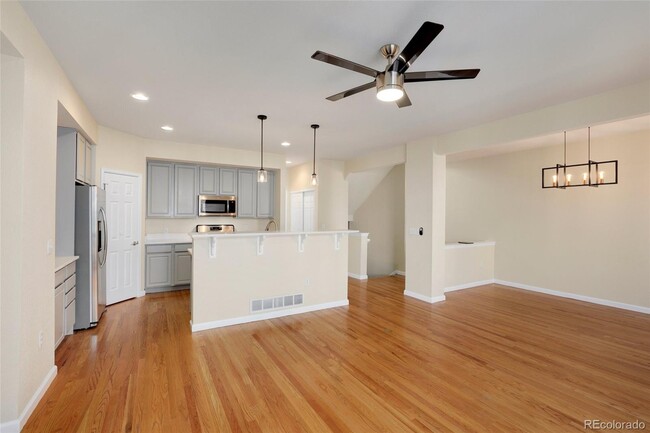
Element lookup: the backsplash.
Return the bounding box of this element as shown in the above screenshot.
[146,217,275,234]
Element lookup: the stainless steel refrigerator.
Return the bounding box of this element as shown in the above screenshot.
[74,185,107,329]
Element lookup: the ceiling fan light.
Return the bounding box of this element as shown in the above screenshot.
[377,86,404,102]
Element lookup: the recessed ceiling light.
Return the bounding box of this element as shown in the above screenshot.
[161,125,174,131]
[281,141,291,147]
[286,160,292,164]
[131,92,149,101]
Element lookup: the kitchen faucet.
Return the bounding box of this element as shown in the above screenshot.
[265,219,277,232]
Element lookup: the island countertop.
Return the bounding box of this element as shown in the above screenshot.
[190,229,358,239]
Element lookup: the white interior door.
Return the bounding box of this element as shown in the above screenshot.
[102,170,142,305]
[290,190,316,232]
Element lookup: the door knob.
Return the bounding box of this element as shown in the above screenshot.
[132,241,139,246]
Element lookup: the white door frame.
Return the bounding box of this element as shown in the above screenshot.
[100,168,144,298]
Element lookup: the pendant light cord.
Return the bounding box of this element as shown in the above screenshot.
[311,124,319,176]
[260,117,264,170]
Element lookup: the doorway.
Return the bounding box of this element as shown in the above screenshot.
[101,169,142,305]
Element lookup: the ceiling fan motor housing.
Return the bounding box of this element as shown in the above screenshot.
[376,70,404,99]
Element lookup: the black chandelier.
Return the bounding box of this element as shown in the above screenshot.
[542,127,618,189]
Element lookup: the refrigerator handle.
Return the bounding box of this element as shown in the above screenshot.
[99,207,108,267]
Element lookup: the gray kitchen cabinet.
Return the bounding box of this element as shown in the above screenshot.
[219,168,237,195]
[147,162,174,217]
[145,250,173,288]
[76,133,86,184]
[174,252,192,285]
[145,244,191,291]
[256,171,275,218]
[54,284,65,348]
[199,166,219,195]
[237,169,257,218]
[54,260,77,349]
[174,164,198,217]
[74,132,94,185]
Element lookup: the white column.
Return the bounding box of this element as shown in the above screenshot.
[404,141,446,303]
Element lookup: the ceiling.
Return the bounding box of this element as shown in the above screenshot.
[448,114,650,162]
[22,1,650,163]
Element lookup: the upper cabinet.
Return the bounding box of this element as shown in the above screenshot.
[147,162,174,217]
[199,166,219,195]
[75,133,94,185]
[219,168,237,196]
[237,169,256,218]
[256,171,275,218]
[174,164,198,217]
[146,161,275,219]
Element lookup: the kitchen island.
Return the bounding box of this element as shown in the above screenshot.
[190,230,356,331]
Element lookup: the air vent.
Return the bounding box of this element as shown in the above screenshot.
[251,294,303,313]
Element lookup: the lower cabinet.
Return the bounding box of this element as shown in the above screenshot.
[54,260,77,349]
[145,243,192,291]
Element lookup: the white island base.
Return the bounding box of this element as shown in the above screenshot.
[190,231,356,332]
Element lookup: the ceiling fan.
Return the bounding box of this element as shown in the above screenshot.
[311,21,480,108]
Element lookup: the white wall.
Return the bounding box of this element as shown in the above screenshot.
[351,164,405,276]
[446,129,650,308]
[0,2,98,428]
[288,160,348,231]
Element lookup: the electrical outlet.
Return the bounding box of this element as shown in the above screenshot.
[38,330,44,349]
[46,239,54,255]
[305,278,310,286]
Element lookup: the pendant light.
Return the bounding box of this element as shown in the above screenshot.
[311,124,319,186]
[542,126,618,189]
[257,114,268,183]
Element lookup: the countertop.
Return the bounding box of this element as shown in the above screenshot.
[445,241,495,249]
[55,256,79,272]
[145,233,192,245]
[191,230,358,239]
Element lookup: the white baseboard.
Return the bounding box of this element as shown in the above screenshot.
[191,299,350,332]
[391,270,406,276]
[136,290,146,297]
[0,365,57,433]
[404,290,446,304]
[444,279,495,293]
[494,280,650,315]
[348,272,368,280]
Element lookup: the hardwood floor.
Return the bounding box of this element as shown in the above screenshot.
[24,277,650,433]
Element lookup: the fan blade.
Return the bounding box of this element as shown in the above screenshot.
[392,21,444,74]
[396,91,412,108]
[326,81,376,101]
[312,51,379,78]
[404,69,480,82]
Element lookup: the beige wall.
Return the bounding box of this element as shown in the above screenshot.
[445,244,495,290]
[288,160,348,231]
[404,142,446,301]
[0,2,98,426]
[191,233,349,328]
[447,129,650,308]
[351,164,405,276]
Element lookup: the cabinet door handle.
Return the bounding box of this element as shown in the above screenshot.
[132,241,139,246]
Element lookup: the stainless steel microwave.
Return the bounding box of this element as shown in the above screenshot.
[198,195,237,217]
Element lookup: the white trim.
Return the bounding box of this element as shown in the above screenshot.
[444,279,495,292]
[0,365,57,433]
[191,299,349,332]
[136,290,146,298]
[494,280,650,314]
[348,272,368,280]
[391,270,406,276]
[404,290,446,304]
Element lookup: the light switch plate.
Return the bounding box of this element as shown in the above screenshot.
[46,239,54,255]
